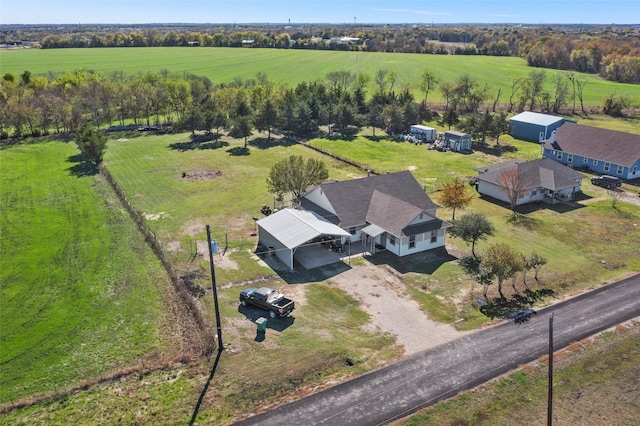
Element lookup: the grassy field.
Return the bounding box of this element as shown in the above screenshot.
[0,141,175,404]
[103,131,368,284]
[2,113,640,423]
[2,47,640,107]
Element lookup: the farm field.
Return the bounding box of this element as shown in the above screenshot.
[2,47,640,106]
[0,141,176,404]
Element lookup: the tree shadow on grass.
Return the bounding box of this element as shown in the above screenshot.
[248,137,298,150]
[363,135,391,142]
[169,138,229,152]
[227,146,250,156]
[473,143,517,157]
[66,154,99,177]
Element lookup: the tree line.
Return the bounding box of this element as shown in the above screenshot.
[4,23,639,83]
[0,64,631,142]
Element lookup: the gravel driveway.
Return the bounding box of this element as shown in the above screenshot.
[331,261,469,355]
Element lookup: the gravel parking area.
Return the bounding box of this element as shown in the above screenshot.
[330,261,470,356]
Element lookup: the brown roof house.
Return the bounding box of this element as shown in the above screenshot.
[475,158,586,206]
[257,171,450,270]
[542,122,640,180]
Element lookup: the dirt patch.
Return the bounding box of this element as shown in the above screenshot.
[196,241,239,270]
[179,168,222,181]
[143,212,170,220]
[331,261,470,356]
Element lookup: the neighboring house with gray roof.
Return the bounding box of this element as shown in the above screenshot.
[299,171,451,258]
[475,158,586,206]
[542,122,640,180]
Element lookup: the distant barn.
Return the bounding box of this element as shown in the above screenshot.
[509,112,572,142]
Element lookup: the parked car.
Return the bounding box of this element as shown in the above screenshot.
[239,287,295,319]
[590,175,622,189]
[506,308,537,324]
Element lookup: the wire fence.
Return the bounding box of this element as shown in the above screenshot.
[100,164,216,355]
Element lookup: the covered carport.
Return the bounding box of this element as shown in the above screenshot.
[257,209,351,270]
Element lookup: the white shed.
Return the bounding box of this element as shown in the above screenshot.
[409,125,437,142]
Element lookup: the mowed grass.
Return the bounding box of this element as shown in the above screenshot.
[2,47,640,106]
[309,127,640,324]
[103,132,367,284]
[102,123,640,335]
[0,281,399,425]
[0,141,172,403]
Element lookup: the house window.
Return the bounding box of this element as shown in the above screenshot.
[390,236,396,246]
[557,151,562,160]
[430,231,437,243]
[617,165,624,175]
[633,166,638,175]
[593,159,598,166]
[567,154,573,163]
[604,162,610,172]
[419,213,423,220]
[349,227,356,235]
[532,189,537,196]
[583,157,588,163]
[409,236,416,248]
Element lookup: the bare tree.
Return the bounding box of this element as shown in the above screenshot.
[417,70,439,106]
[576,78,588,113]
[508,75,524,112]
[565,71,576,113]
[498,164,531,213]
[607,187,623,208]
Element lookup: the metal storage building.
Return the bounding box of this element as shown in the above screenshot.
[509,112,570,142]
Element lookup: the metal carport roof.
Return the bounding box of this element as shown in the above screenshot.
[257,209,350,249]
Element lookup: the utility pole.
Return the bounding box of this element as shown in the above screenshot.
[547,313,554,426]
[206,225,224,351]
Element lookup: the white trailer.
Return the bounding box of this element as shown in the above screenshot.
[409,125,437,142]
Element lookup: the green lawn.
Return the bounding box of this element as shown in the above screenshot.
[308,128,640,321]
[2,47,639,106]
[0,141,172,403]
[103,132,368,284]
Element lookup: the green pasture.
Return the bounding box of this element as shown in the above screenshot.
[308,127,640,320]
[103,124,640,312]
[0,280,399,425]
[103,132,367,284]
[0,141,172,403]
[2,47,639,107]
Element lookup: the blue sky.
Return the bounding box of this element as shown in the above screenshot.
[1,0,638,25]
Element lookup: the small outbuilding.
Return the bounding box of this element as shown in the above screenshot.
[509,112,571,142]
[409,125,437,142]
[443,130,472,152]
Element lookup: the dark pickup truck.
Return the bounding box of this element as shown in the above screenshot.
[591,175,622,189]
[239,287,295,319]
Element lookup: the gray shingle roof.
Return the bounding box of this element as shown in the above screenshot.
[475,158,585,191]
[544,122,640,167]
[300,171,443,237]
